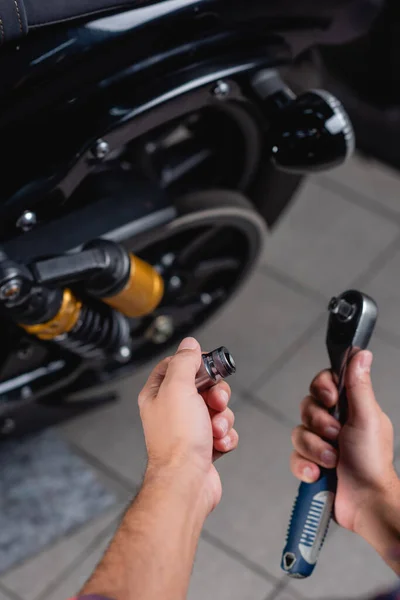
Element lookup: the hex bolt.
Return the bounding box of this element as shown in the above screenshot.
[200,293,212,305]
[0,278,22,301]
[161,253,175,267]
[212,80,230,99]
[169,275,182,290]
[117,346,132,362]
[148,315,174,344]
[16,210,37,232]
[93,139,110,160]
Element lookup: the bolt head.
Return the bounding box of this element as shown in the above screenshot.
[0,278,21,300]
[118,346,131,361]
[200,293,212,305]
[213,80,230,98]
[149,315,174,344]
[169,275,182,290]
[93,139,110,160]
[161,253,175,268]
[16,210,37,232]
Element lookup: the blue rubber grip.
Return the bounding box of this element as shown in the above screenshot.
[281,468,337,578]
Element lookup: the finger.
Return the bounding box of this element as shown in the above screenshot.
[213,428,239,454]
[161,337,202,391]
[300,396,341,441]
[290,450,320,483]
[291,425,338,469]
[212,407,235,439]
[345,350,378,427]
[138,356,172,407]
[310,369,338,408]
[202,381,231,412]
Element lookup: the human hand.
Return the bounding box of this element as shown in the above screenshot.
[290,350,399,536]
[138,337,238,515]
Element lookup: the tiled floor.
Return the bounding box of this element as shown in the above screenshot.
[3,154,400,600]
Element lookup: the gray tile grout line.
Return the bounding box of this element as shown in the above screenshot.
[68,437,287,586]
[352,233,400,289]
[259,264,326,306]
[263,577,297,600]
[249,311,327,394]
[201,530,280,586]
[263,579,286,600]
[66,439,139,496]
[240,391,294,429]
[317,175,400,226]
[0,582,24,600]
[36,515,122,600]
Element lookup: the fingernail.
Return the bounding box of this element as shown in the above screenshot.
[325,426,340,440]
[303,467,315,483]
[218,418,228,436]
[358,350,373,373]
[177,337,198,351]
[219,389,229,405]
[321,449,337,467]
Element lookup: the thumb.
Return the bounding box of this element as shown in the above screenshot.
[345,350,378,427]
[162,337,202,389]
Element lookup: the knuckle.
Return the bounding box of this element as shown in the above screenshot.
[299,396,310,418]
[310,369,331,395]
[138,389,146,408]
[291,425,302,447]
[226,407,235,426]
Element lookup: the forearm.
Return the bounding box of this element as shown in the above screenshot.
[81,466,208,600]
[355,475,400,575]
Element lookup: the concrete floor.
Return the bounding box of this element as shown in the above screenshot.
[2,154,400,600]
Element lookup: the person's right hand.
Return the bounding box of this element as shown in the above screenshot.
[290,350,399,536]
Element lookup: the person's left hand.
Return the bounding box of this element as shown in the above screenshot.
[138,337,238,515]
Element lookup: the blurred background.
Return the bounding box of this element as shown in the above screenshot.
[2,151,400,600]
[2,4,400,599]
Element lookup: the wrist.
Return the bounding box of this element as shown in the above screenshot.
[143,462,210,522]
[353,469,400,542]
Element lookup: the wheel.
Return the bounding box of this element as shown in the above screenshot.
[72,188,267,388]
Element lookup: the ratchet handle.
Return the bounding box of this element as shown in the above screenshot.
[281,468,336,578]
[281,290,377,579]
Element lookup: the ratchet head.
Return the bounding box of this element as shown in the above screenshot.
[326,290,378,372]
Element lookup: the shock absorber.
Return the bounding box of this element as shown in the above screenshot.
[0,240,164,362]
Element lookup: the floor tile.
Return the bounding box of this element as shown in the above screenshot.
[189,538,273,600]
[204,401,304,580]
[255,324,400,445]
[0,589,17,600]
[254,324,327,425]
[321,154,400,216]
[197,269,321,388]
[40,528,115,600]
[272,589,300,600]
[1,506,121,600]
[362,246,400,339]
[42,534,272,600]
[262,180,399,296]
[61,368,150,487]
[287,527,396,599]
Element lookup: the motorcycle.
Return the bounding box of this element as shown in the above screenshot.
[0,0,380,438]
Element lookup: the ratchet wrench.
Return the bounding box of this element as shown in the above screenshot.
[281,289,378,579]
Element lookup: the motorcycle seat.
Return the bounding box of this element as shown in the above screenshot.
[0,0,149,44]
